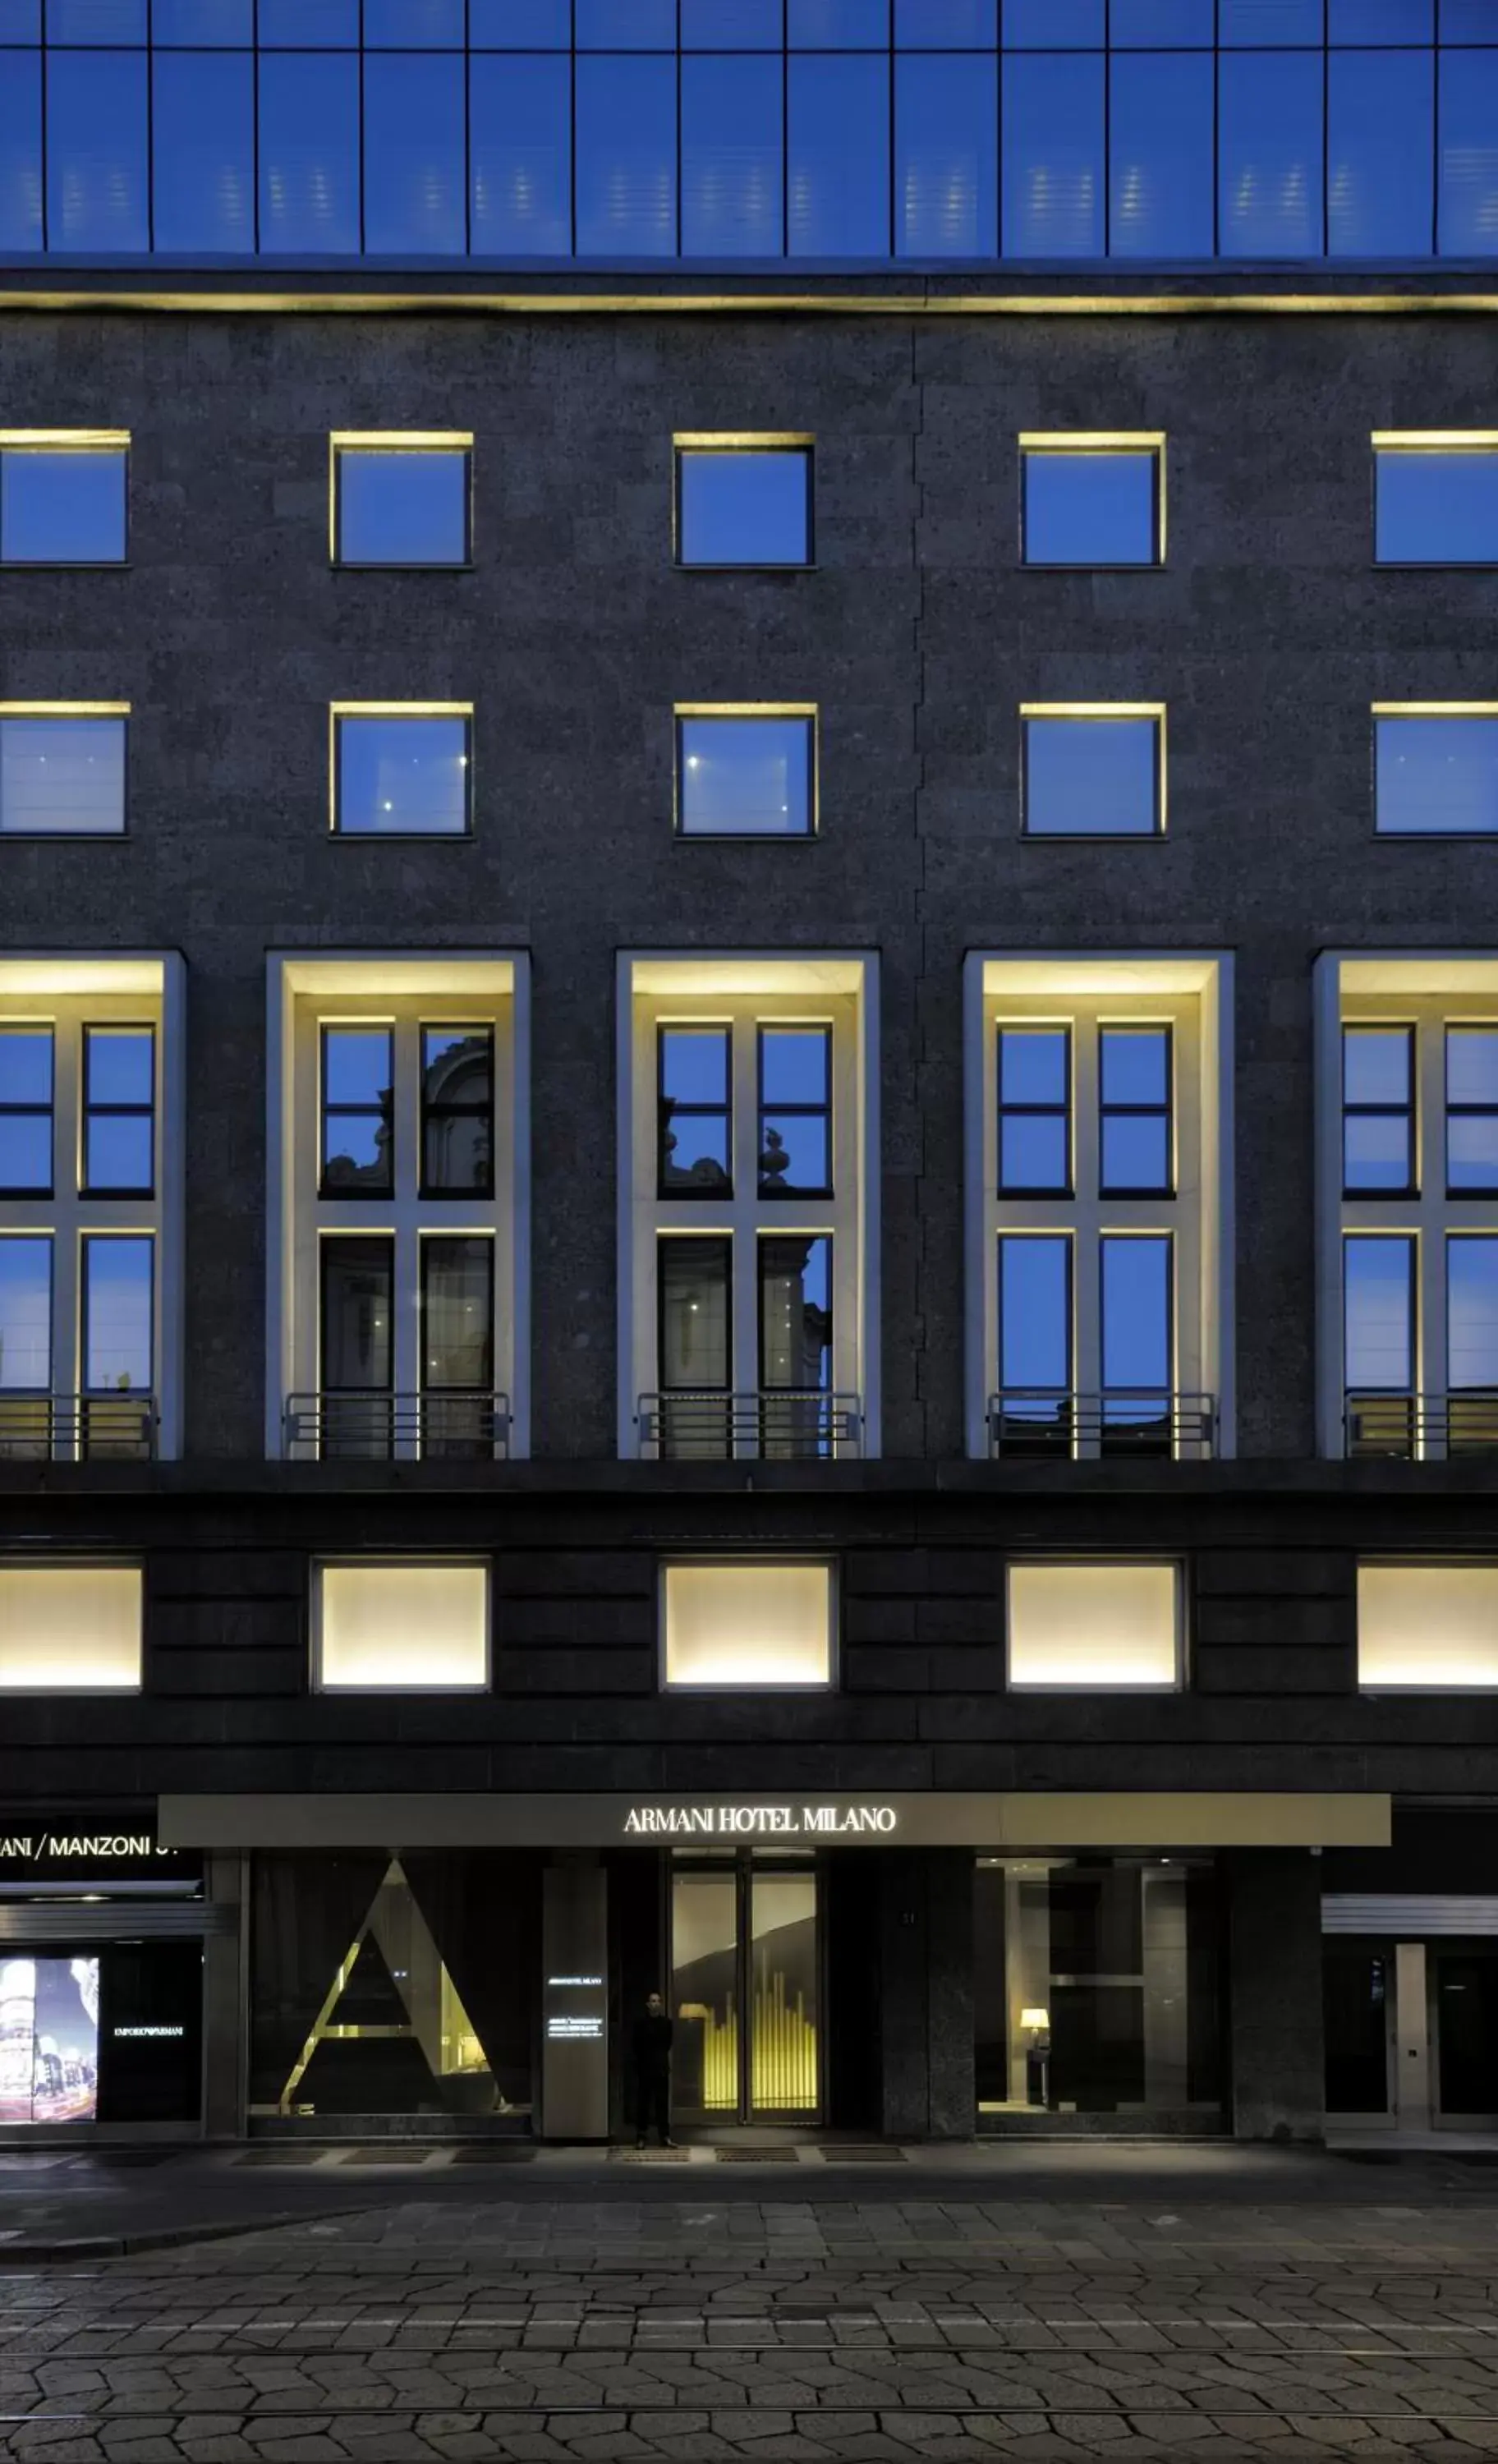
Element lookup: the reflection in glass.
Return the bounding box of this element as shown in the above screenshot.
[46,52,148,252]
[0,1030,53,1196]
[1023,450,1158,567]
[1343,1025,1414,1193]
[672,1872,740,2118]
[998,1027,1069,1193]
[999,1235,1072,1454]
[659,1235,730,1455]
[1004,0,1103,38]
[0,717,126,836]
[678,716,813,836]
[1111,0,1214,35]
[759,1028,831,1197]
[1004,54,1104,257]
[470,0,570,43]
[750,1873,819,2113]
[321,1237,393,1457]
[896,0,997,41]
[153,0,251,39]
[338,449,469,567]
[1376,716,1498,836]
[336,715,470,836]
[258,0,357,41]
[577,0,676,39]
[470,56,571,255]
[321,1027,393,1196]
[788,56,889,256]
[759,1236,832,1456]
[0,56,43,257]
[1220,52,1323,259]
[0,448,126,564]
[151,53,254,255]
[422,1235,494,1456]
[1447,1237,1498,1393]
[895,55,998,260]
[421,1027,494,1196]
[678,450,810,568]
[1440,52,1498,261]
[1099,1027,1171,1194]
[258,53,360,255]
[682,57,784,257]
[1023,715,1159,838]
[575,56,676,256]
[659,1027,731,1197]
[1328,49,1434,260]
[82,1235,153,1393]
[1344,1233,1413,1391]
[0,1237,51,1389]
[791,0,888,41]
[365,0,464,40]
[1101,1234,1172,1450]
[1447,1028,1498,1193]
[1110,53,1215,256]
[683,0,783,39]
[364,54,465,255]
[1377,451,1498,567]
[83,1026,154,1195]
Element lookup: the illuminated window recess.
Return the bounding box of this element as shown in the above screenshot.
[0,1566,143,1693]
[1358,1564,1498,1691]
[1007,1563,1181,1691]
[664,1561,833,1690]
[315,1561,489,1692]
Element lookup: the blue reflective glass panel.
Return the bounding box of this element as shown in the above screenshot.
[259,54,359,253]
[1377,452,1498,563]
[1109,53,1215,257]
[0,53,42,253]
[682,56,783,256]
[678,450,811,564]
[0,1239,51,1391]
[83,1235,153,1395]
[471,56,571,254]
[682,0,783,39]
[0,448,124,561]
[0,1,39,35]
[365,0,463,40]
[1003,54,1104,257]
[152,0,250,38]
[151,53,254,254]
[46,52,147,251]
[576,56,677,256]
[0,717,126,834]
[1376,718,1498,835]
[470,0,571,39]
[895,56,998,259]
[1110,0,1212,38]
[678,717,814,835]
[338,450,470,566]
[337,716,471,836]
[1448,1238,1498,1389]
[45,0,144,38]
[258,0,356,39]
[789,56,889,255]
[1003,0,1103,42]
[999,1237,1072,1391]
[1101,1235,1172,1392]
[1022,451,1159,565]
[895,0,995,39]
[1437,0,1493,31]
[1219,0,1321,37]
[789,0,888,39]
[364,55,465,254]
[577,0,676,40]
[1441,55,1498,259]
[1328,51,1434,259]
[1220,53,1323,257]
[1023,716,1160,835]
[1344,1234,1413,1390]
[1329,0,1431,32]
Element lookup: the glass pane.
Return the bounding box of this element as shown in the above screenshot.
[151,53,254,255]
[470,0,569,38]
[679,718,812,835]
[0,55,43,257]
[87,1024,152,1105]
[1441,55,1498,260]
[323,1027,393,1192]
[760,1234,832,1391]
[0,718,125,835]
[761,1027,828,1109]
[422,1028,493,1194]
[1101,1027,1168,1106]
[324,1026,390,1110]
[1024,717,1158,836]
[683,0,783,39]
[659,1238,730,1386]
[679,452,809,567]
[152,0,251,37]
[338,716,469,835]
[1345,1115,1412,1192]
[1445,0,1498,33]
[999,1236,1070,1386]
[423,1238,493,1389]
[338,451,468,566]
[85,1115,150,1191]
[1448,1116,1498,1193]
[1377,453,1498,566]
[1376,718,1498,836]
[896,0,996,41]
[1449,1028,1498,1106]
[322,1239,393,1390]
[1003,54,1105,256]
[577,0,675,37]
[682,57,784,258]
[46,52,148,251]
[83,1237,152,1394]
[0,1239,50,1388]
[661,1029,730,1193]
[1220,53,1324,258]
[1101,1236,1171,1387]
[1220,0,1321,33]
[1102,1116,1169,1191]
[672,1873,739,2118]
[258,54,360,255]
[364,55,465,255]
[663,1119,731,1191]
[1001,1116,1067,1190]
[1000,1027,1068,1106]
[470,56,571,255]
[258,0,356,38]
[790,0,887,38]
[1344,1235,1413,1387]
[575,56,677,256]
[365,0,464,39]
[1450,1239,1498,1390]
[1004,0,1103,38]
[1111,0,1214,36]
[46,0,144,36]
[895,56,998,259]
[1329,0,1431,30]
[0,1032,50,1192]
[663,1027,729,1110]
[750,1873,818,2115]
[1328,51,1434,260]
[788,56,889,256]
[0,1029,51,1110]
[760,1113,829,1193]
[1024,452,1157,565]
[1,449,126,563]
[0,0,39,32]
[1109,53,1215,258]
[1345,1026,1412,1106]
[0,1116,49,1193]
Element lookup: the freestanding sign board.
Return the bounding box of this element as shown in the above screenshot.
[540,1865,608,2141]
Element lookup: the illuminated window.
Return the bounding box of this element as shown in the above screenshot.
[1358,1563,1498,1690]
[0,709,126,837]
[676,710,816,838]
[332,707,472,837]
[1022,709,1165,838]
[675,439,813,568]
[662,1559,834,1690]
[1375,708,1498,837]
[0,1564,142,1692]
[0,436,126,564]
[1375,439,1498,566]
[332,435,471,568]
[1007,1561,1182,1691]
[315,1560,489,1693]
[1020,436,1163,567]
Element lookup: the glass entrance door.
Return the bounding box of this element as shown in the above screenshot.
[670,1860,820,2124]
[1434,1944,1498,2125]
[1323,1942,1395,2121]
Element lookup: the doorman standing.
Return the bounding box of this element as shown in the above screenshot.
[632,1989,676,2149]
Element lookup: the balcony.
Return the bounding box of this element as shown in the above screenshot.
[637,1388,863,1462]
[0,1394,158,1463]
[986,1390,1217,1463]
[1344,1390,1498,1461]
[283,1391,511,1464]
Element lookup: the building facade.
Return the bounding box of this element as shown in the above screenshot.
[2,7,1498,2146]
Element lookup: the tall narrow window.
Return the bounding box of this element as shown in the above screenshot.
[758,1028,831,1198]
[1101,1233,1173,1451]
[320,1027,393,1197]
[997,1233,1072,1455]
[675,444,812,568]
[659,1027,732,1196]
[1447,1236,1498,1401]
[81,1026,153,1196]
[1344,1026,1415,1194]
[320,1235,394,1459]
[998,1027,1070,1194]
[0,1237,51,1457]
[658,1234,731,1457]
[759,1233,832,1456]
[421,1234,494,1458]
[420,1027,494,1198]
[82,1234,153,1399]
[0,439,126,564]
[1098,1027,1171,1194]
[677,711,816,838]
[1446,1029,1498,1195]
[1344,1232,1415,1453]
[0,1029,53,1196]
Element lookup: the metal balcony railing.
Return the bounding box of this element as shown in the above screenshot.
[283,1391,511,1463]
[1344,1390,1498,1461]
[0,1393,158,1463]
[986,1389,1217,1462]
[638,1388,863,1462]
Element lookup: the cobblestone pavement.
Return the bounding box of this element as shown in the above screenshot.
[6,2185,1498,2463]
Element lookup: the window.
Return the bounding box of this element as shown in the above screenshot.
[1007,1561,1182,1691]
[1020,437,1164,567]
[662,1560,834,1690]
[0,1563,142,1693]
[1376,708,1498,837]
[421,1026,494,1197]
[1376,439,1498,566]
[1447,1029,1498,1193]
[998,1027,1070,1194]
[676,710,816,838]
[675,440,812,568]
[333,435,471,568]
[82,1026,154,1195]
[1343,1026,1414,1193]
[314,1560,489,1693]
[332,707,472,837]
[759,1027,831,1197]
[1022,709,1165,838]
[0,1029,53,1196]
[0,709,126,836]
[1358,1564,1498,1691]
[0,435,126,563]
[659,1026,731,1195]
[1099,1027,1172,1193]
[320,1026,392,1196]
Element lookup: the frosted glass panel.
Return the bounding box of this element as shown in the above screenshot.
[317,1561,489,1691]
[664,1561,832,1689]
[0,1565,141,1691]
[1008,1562,1180,1689]
[1358,1564,1498,1690]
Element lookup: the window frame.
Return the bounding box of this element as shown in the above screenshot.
[1004,1556,1186,1695]
[0,704,131,840]
[1445,1023,1498,1198]
[310,1555,492,1697]
[1018,432,1165,572]
[1372,704,1498,840]
[419,1021,497,1201]
[996,1023,1073,1198]
[329,704,475,840]
[756,1022,833,1201]
[1372,434,1498,572]
[0,433,130,569]
[0,1024,55,1200]
[674,705,819,840]
[672,434,816,572]
[319,1021,395,1200]
[0,1560,144,1697]
[656,1021,733,1202]
[1342,1022,1416,1198]
[658,1554,839,1695]
[1098,1023,1174,1198]
[1020,705,1166,841]
[329,431,474,571]
[81,1022,155,1200]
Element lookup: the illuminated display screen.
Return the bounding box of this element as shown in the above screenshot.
[0,1956,100,2125]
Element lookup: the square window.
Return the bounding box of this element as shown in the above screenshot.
[334,444,471,568]
[1022,712,1163,838]
[1022,445,1162,567]
[0,713,126,836]
[315,1561,489,1692]
[1007,1561,1181,1690]
[333,711,471,837]
[677,712,816,837]
[1376,447,1498,566]
[0,1564,141,1692]
[1358,1563,1498,1690]
[0,445,126,563]
[663,1560,834,1689]
[1375,712,1498,836]
[676,445,812,568]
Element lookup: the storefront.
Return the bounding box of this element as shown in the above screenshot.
[1325,1903,1498,2133]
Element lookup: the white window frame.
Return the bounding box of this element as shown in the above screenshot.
[964,953,1234,1461]
[265,953,530,1461]
[0,955,184,1460]
[617,952,879,1460]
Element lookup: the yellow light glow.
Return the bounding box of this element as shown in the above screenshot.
[1021,702,1165,720]
[1372,702,1498,718]
[632,955,866,997]
[7,290,1498,320]
[1372,432,1498,450]
[1018,433,1165,450]
[981,955,1216,997]
[1358,1564,1498,1690]
[675,702,818,719]
[0,701,129,717]
[0,430,128,449]
[1008,1562,1180,1690]
[1020,2007,1051,2031]
[673,432,815,450]
[0,957,163,996]
[317,1561,489,1693]
[330,432,473,450]
[329,701,472,719]
[0,1565,142,1693]
[664,1561,832,1689]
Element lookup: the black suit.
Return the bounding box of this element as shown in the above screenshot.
[632,2011,674,2142]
